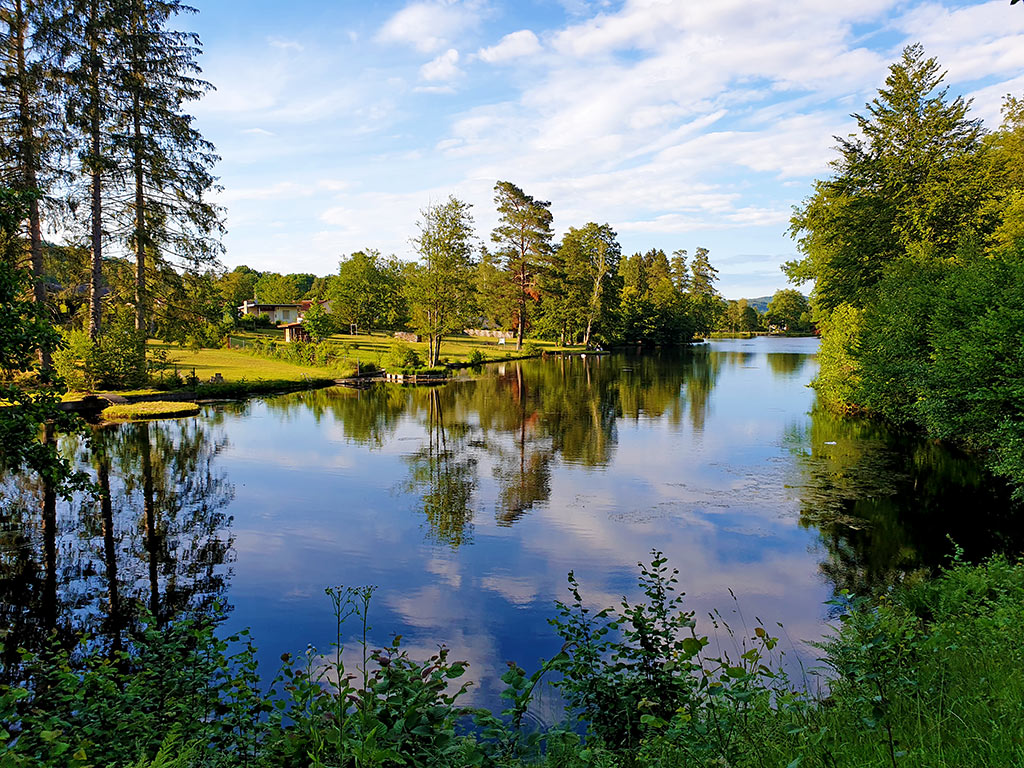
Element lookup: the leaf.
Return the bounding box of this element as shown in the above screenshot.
[681,637,703,656]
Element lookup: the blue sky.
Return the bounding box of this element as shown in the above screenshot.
[183,0,1024,298]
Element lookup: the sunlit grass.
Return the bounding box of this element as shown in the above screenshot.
[101,401,202,421]
[148,340,342,382]
[227,329,583,367]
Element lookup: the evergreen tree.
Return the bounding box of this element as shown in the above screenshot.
[0,0,65,370]
[787,44,991,311]
[109,0,222,349]
[491,180,554,351]
[52,0,123,340]
[688,246,721,336]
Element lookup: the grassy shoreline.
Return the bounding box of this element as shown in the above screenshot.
[56,332,584,408]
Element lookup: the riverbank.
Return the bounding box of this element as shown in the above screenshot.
[3,555,1021,767]
[59,334,588,410]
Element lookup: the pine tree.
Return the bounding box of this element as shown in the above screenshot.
[109,0,222,348]
[0,0,66,370]
[491,181,554,351]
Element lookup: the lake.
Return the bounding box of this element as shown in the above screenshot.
[3,337,1021,717]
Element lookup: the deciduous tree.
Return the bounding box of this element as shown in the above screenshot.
[406,195,476,366]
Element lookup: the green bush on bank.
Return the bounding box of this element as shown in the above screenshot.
[3,555,1023,768]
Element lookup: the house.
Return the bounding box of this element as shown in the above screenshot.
[238,300,300,324]
[297,299,332,316]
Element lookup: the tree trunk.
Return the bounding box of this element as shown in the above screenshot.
[133,90,146,344]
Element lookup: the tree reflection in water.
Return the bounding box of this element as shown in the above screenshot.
[788,406,1024,595]
[399,350,719,543]
[0,417,235,681]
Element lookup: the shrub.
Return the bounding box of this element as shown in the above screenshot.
[386,339,423,371]
[52,329,96,390]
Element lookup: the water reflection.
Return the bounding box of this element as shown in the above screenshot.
[3,338,1023,715]
[788,406,1023,595]
[0,419,234,680]
[404,387,478,547]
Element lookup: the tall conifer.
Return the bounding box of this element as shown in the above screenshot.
[110,0,222,347]
[0,0,64,369]
[491,181,554,351]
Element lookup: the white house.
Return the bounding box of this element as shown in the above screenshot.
[238,300,300,324]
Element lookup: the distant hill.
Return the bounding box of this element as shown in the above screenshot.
[742,296,773,313]
[726,294,809,313]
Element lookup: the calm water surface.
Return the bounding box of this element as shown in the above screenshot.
[4,338,1021,714]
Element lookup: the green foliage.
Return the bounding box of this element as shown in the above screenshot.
[616,249,696,345]
[787,44,992,311]
[765,289,812,333]
[549,553,707,752]
[812,303,863,413]
[541,223,622,346]
[407,196,477,366]
[785,45,1024,492]
[688,247,722,336]
[0,189,86,492]
[239,335,344,371]
[718,299,760,333]
[0,609,265,768]
[52,307,147,390]
[330,250,407,334]
[301,301,336,343]
[911,245,1024,488]
[261,585,476,768]
[386,339,424,371]
[254,272,302,304]
[5,554,1024,768]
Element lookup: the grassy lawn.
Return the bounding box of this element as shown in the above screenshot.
[56,333,583,399]
[148,341,342,383]
[101,401,202,421]
[227,329,582,368]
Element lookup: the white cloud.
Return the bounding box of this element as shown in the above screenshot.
[376,0,484,53]
[476,30,542,63]
[202,0,1024,298]
[268,37,304,52]
[420,48,462,81]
